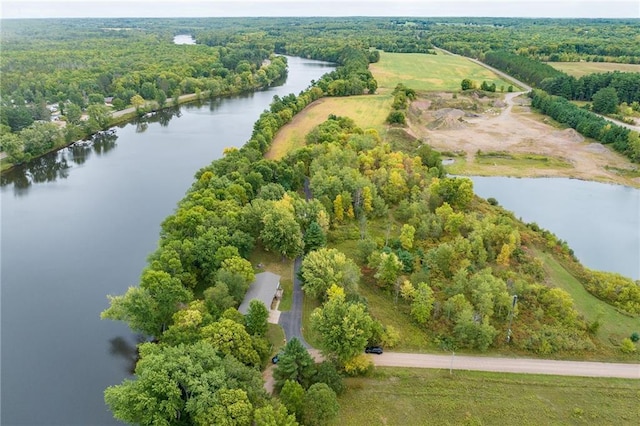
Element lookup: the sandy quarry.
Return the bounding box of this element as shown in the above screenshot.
[406,92,640,187]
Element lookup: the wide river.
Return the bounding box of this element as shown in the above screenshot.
[1,56,335,425]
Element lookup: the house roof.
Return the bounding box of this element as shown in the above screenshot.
[238,271,280,314]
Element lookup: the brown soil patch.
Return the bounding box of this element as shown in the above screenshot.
[408,92,640,187]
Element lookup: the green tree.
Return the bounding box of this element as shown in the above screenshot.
[300,248,361,300]
[104,341,263,426]
[312,360,345,395]
[399,224,416,250]
[245,299,269,336]
[410,282,435,325]
[65,102,82,125]
[273,338,316,391]
[591,87,619,114]
[303,221,327,253]
[254,402,298,426]
[86,104,111,132]
[279,380,305,421]
[461,79,474,90]
[373,252,403,288]
[201,318,261,367]
[301,383,339,426]
[311,285,374,362]
[131,94,146,111]
[260,205,304,259]
[102,269,192,337]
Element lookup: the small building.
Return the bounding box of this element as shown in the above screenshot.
[238,271,282,315]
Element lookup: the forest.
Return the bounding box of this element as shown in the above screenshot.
[2,17,639,425]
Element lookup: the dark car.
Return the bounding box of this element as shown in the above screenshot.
[365,346,383,354]
[271,354,280,364]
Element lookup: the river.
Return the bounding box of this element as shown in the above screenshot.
[0,56,335,425]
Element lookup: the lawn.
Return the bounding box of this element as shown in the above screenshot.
[266,94,392,160]
[248,248,294,311]
[332,368,640,426]
[370,51,515,92]
[547,61,640,77]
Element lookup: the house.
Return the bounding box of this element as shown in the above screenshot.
[238,271,282,314]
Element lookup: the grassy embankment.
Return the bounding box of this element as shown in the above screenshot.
[330,368,640,426]
[547,61,640,77]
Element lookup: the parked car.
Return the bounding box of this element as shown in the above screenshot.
[271,354,280,364]
[365,346,383,354]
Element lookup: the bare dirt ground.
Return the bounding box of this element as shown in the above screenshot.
[407,91,640,187]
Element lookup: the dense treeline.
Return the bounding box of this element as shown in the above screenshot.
[540,71,640,105]
[471,52,640,107]
[529,89,640,161]
[0,20,291,167]
[483,51,565,87]
[429,18,640,63]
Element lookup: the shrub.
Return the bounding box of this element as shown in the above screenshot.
[620,337,637,354]
[343,354,373,376]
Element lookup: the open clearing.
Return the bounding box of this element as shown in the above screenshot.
[266,94,392,160]
[370,51,515,92]
[332,368,640,426]
[408,91,640,187]
[547,61,640,77]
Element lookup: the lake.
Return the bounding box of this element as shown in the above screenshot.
[0,56,335,425]
[471,176,640,280]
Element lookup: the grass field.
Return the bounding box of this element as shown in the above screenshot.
[547,61,640,77]
[266,95,392,160]
[331,368,640,426]
[370,51,515,92]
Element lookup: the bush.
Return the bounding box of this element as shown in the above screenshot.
[620,337,637,354]
[630,332,640,342]
[343,354,373,376]
[386,111,406,125]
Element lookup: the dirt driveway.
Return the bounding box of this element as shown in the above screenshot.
[408,92,640,187]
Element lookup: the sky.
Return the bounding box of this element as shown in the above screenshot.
[2,0,639,19]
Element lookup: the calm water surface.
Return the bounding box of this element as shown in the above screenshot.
[1,56,335,425]
[471,176,640,280]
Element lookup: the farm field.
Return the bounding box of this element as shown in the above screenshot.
[370,51,514,92]
[331,368,640,426]
[266,94,392,160]
[547,61,640,77]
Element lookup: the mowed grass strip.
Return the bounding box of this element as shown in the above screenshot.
[370,51,514,92]
[547,61,640,77]
[266,94,392,160]
[332,368,640,426]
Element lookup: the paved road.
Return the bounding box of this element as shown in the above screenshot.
[278,256,312,349]
[371,352,640,379]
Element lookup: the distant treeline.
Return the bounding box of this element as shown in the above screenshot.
[483,51,640,105]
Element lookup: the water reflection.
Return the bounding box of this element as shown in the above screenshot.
[1,130,118,196]
[108,335,146,375]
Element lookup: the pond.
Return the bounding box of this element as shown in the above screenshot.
[470,176,640,280]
